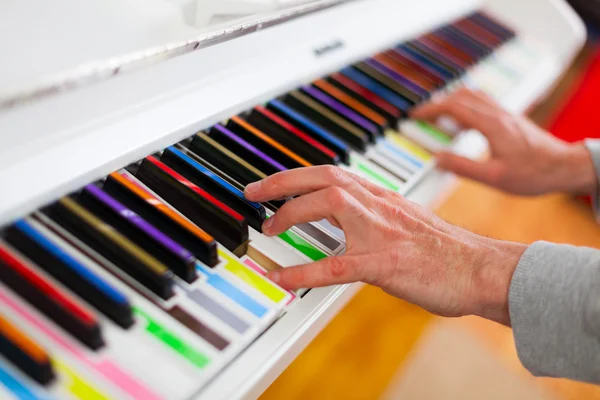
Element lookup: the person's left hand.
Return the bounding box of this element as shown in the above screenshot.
[244,166,526,325]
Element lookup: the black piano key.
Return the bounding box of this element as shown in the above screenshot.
[0,237,104,350]
[44,197,176,300]
[327,73,402,126]
[246,106,340,165]
[0,314,55,385]
[77,184,198,283]
[266,99,351,164]
[352,62,421,105]
[134,156,249,254]
[160,146,267,232]
[188,133,268,187]
[207,124,287,176]
[226,116,311,169]
[281,90,370,152]
[3,217,133,329]
[103,172,219,267]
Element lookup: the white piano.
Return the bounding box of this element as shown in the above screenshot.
[0,0,586,399]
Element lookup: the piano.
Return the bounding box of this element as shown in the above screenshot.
[0,0,586,398]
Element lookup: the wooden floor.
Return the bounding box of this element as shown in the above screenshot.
[260,46,600,400]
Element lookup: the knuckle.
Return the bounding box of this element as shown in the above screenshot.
[265,172,285,193]
[325,186,350,208]
[321,165,348,184]
[327,257,349,278]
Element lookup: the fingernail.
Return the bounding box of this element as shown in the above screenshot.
[268,271,280,283]
[262,217,273,234]
[245,181,260,195]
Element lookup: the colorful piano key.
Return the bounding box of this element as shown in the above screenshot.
[78,184,199,283]
[0,315,55,385]
[0,240,104,350]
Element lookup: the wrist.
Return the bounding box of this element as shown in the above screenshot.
[470,237,527,326]
[554,142,597,195]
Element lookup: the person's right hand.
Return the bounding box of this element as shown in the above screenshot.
[410,88,597,196]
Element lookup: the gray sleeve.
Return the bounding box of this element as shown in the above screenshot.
[509,241,600,383]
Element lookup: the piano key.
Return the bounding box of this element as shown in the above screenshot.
[218,250,291,306]
[353,62,420,105]
[0,315,55,385]
[438,26,493,55]
[339,67,413,113]
[0,240,104,350]
[4,219,133,329]
[103,172,219,267]
[0,361,47,400]
[327,72,403,125]
[78,184,198,283]
[45,197,176,300]
[346,154,403,192]
[454,20,503,48]
[226,116,312,169]
[411,37,471,69]
[384,49,447,86]
[385,132,433,163]
[301,85,380,141]
[135,156,249,254]
[160,146,267,232]
[393,47,455,81]
[400,120,452,152]
[372,54,437,92]
[208,124,287,176]
[184,289,251,335]
[169,306,230,352]
[312,79,389,133]
[470,12,516,40]
[363,59,430,101]
[247,106,339,165]
[413,38,471,68]
[401,43,463,76]
[195,263,271,319]
[188,133,268,185]
[365,151,412,182]
[427,32,482,61]
[282,90,370,151]
[266,99,351,164]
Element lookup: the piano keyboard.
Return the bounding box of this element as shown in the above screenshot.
[0,10,544,400]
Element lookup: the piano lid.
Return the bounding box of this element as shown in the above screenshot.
[0,0,347,109]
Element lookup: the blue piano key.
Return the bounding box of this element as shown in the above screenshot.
[196,264,269,318]
[340,67,412,112]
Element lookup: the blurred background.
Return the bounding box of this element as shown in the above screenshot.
[260,5,600,399]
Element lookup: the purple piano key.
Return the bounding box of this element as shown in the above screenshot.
[82,185,195,263]
[301,85,379,136]
[365,59,429,99]
[212,124,287,172]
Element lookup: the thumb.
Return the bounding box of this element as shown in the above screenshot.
[436,152,500,186]
[266,255,367,290]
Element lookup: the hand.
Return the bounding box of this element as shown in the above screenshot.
[410,88,597,196]
[244,166,527,326]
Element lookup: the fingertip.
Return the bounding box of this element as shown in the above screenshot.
[244,181,262,200]
[267,270,280,284]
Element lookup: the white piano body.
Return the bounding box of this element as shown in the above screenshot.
[0,0,586,399]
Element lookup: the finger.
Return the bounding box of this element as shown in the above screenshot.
[435,152,501,186]
[262,187,366,236]
[267,254,369,290]
[244,165,374,203]
[345,172,391,197]
[409,89,500,136]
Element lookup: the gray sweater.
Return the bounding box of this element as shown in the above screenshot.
[509,139,600,384]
